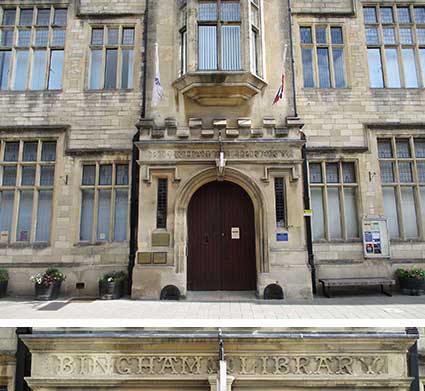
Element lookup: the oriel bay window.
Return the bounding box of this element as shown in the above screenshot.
[0,140,56,243]
[364,5,425,88]
[300,25,347,88]
[309,162,359,241]
[89,25,135,90]
[378,137,425,240]
[80,162,129,243]
[0,6,67,91]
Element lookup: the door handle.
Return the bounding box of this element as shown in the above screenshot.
[204,234,209,244]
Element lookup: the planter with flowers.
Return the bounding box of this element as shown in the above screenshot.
[99,271,126,300]
[395,267,425,296]
[30,268,66,300]
[0,269,8,298]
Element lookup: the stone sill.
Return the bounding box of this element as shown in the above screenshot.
[75,241,129,247]
[0,242,49,249]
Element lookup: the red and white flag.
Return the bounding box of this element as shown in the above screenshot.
[273,44,288,105]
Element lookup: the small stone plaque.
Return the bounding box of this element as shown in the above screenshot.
[276,232,288,242]
[152,232,170,247]
[137,252,152,264]
[153,252,167,264]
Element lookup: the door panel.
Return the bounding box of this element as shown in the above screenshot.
[187,181,256,291]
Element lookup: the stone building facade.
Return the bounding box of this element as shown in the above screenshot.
[1,0,425,299]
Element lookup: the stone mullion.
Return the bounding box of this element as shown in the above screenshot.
[392,137,404,240]
[92,163,100,243]
[327,26,336,88]
[311,25,319,88]
[338,163,347,240]
[321,161,330,241]
[240,0,250,72]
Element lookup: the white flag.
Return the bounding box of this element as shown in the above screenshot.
[152,43,164,107]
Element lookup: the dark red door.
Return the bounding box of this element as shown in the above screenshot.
[187,181,256,291]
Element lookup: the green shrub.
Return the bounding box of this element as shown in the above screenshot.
[99,271,127,283]
[395,267,425,279]
[0,269,8,282]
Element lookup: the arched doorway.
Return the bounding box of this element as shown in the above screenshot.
[187,180,257,291]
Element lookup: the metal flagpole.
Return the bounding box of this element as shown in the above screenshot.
[218,329,227,391]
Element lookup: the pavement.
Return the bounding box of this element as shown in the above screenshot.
[1,291,425,324]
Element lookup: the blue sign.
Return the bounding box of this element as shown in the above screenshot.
[276,232,288,242]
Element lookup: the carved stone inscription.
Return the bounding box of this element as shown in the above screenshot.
[48,355,387,378]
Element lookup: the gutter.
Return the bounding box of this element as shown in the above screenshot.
[128,0,149,295]
[14,328,32,391]
[288,0,316,294]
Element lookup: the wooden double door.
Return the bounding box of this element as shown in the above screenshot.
[187,181,256,291]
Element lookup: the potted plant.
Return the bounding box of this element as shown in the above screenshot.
[0,269,8,298]
[395,267,425,296]
[99,271,127,300]
[30,268,66,300]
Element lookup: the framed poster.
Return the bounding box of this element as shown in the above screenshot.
[362,217,390,258]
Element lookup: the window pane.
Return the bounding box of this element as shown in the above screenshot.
[36,9,50,26]
[107,28,119,45]
[221,25,241,70]
[52,29,66,46]
[122,28,134,45]
[380,161,394,183]
[417,162,425,182]
[251,4,259,27]
[309,163,322,183]
[105,49,118,89]
[344,188,358,238]
[300,27,312,44]
[0,51,11,90]
[82,165,96,185]
[301,48,314,88]
[402,48,418,88]
[48,50,64,90]
[54,9,67,26]
[35,28,49,46]
[397,7,411,24]
[420,187,425,233]
[30,50,47,90]
[415,139,425,158]
[385,48,401,88]
[99,164,112,185]
[250,29,257,75]
[342,162,356,183]
[116,164,129,185]
[415,7,425,24]
[317,48,330,88]
[89,49,102,89]
[114,189,128,241]
[326,163,339,183]
[91,28,104,45]
[2,10,16,26]
[4,142,19,161]
[315,26,327,44]
[17,29,31,47]
[20,9,33,26]
[331,27,343,44]
[383,187,399,238]
[398,162,413,182]
[327,188,342,239]
[332,48,346,88]
[41,142,56,161]
[17,190,33,241]
[274,177,285,228]
[121,49,134,89]
[363,7,377,24]
[419,49,425,86]
[381,7,394,24]
[1,30,14,46]
[383,28,396,44]
[221,2,240,21]
[400,28,413,44]
[80,189,94,241]
[198,2,217,21]
[97,190,111,241]
[311,188,325,240]
[198,26,217,70]
[366,28,379,44]
[396,139,411,158]
[401,187,418,238]
[21,166,36,186]
[13,50,29,90]
[367,48,384,88]
[418,29,425,44]
[40,166,55,186]
[0,191,14,239]
[2,166,17,186]
[181,30,187,75]
[378,139,393,158]
[35,190,52,241]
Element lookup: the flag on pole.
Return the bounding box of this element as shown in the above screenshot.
[152,43,164,107]
[273,44,288,105]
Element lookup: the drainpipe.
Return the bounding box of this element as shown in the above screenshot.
[288,0,316,293]
[407,327,420,391]
[14,328,32,391]
[128,0,149,295]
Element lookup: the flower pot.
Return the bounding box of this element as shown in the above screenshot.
[99,280,124,300]
[0,281,8,298]
[398,276,425,296]
[35,280,62,301]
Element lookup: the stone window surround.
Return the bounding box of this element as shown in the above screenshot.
[0,5,67,91]
[308,159,360,242]
[78,159,130,244]
[0,137,58,245]
[298,22,348,89]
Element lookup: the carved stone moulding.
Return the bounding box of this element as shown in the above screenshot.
[173,72,267,106]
